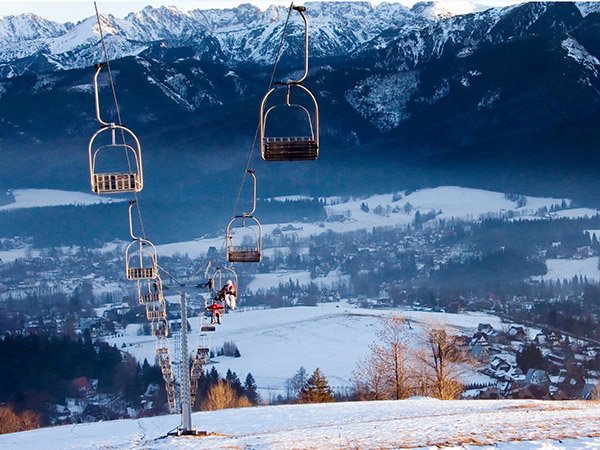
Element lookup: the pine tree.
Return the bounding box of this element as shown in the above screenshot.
[208,367,220,386]
[299,368,335,403]
[244,373,259,404]
[226,369,244,395]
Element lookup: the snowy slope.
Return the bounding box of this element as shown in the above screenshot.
[157,186,583,259]
[107,301,508,395]
[0,189,123,211]
[1,398,599,449]
[533,257,600,283]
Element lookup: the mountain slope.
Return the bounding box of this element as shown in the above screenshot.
[2,2,600,212]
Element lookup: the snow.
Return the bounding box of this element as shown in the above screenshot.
[105,302,514,396]
[247,269,349,293]
[552,208,600,219]
[269,195,313,202]
[345,71,420,131]
[158,186,571,259]
[0,189,123,211]
[562,37,600,76]
[533,257,600,283]
[1,399,599,449]
[0,247,38,262]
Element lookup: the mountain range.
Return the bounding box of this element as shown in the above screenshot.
[1,1,600,243]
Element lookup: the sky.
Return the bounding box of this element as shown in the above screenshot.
[0,0,521,23]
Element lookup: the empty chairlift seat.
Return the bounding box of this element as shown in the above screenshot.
[227,245,261,263]
[263,136,318,161]
[225,169,262,263]
[146,301,166,321]
[125,238,158,281]
[89,65,143,194]
[260,6,319,161]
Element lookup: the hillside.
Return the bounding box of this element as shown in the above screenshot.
[0,398,598,449]
[105,301,504,393]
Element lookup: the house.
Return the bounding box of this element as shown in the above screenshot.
[477,323,494,335]
[507,326,526,341]
[72,376,93,395]
[470,344,490,363]
[470,333,490,348]
[81,404,114,423]
[524,369,550,385]
[582,383,597,400]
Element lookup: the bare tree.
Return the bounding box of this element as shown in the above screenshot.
[378,314,412,399]
[419,326,468,400]
[201,381,251,411]
[353,343,388,400]
[353,314,412,400]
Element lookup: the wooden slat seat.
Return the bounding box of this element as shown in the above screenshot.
[127,267,156,280]
[139,292,162,304]
[93,172,139,194]
[263,137,318,161]
[228,247,261,263]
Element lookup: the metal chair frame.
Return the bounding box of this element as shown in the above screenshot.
[226,170,262,263]
[137,276,164,304]
[146,300,166,321]
[88,64,143,194]
[151,317,169,337]
[260,5,319,161]
[125,201,158,280]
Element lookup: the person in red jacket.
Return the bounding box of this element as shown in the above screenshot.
[206,299,224,324]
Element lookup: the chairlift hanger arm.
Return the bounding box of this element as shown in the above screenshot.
[93,63,112,128]
[288,4,309,85]
[128,200,138,240]
[243,169,257,217]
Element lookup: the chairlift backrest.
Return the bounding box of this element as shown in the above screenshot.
[213,266,239,292]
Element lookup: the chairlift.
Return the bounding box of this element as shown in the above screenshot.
[138,276,164,304]
[125,201,158,280]
[226,170,262,263]
[260,5,319,161]
[155,342,176,411]
[88,64,143,194]
[146,300,166,321]
[212,265,239,310]
[151,318,169,337]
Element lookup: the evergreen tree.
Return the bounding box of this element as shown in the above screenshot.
[285,366,308,399]
[299,368,335,403]
[516,344,545,372]
[226,369,244,395]
[208,367,220,386]
[244,373,259,404]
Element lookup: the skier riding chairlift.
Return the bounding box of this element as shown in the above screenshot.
[206,299,224,325]
[217,279,237,310]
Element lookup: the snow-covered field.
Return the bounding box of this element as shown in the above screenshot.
[247,269,350,293]
[532,257,600,283]
[157,186,595,259]
[1,399,599,449]
[107,302,508,396]
[0,189,123,211]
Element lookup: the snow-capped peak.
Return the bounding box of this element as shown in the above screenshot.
[411,1,478,19]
